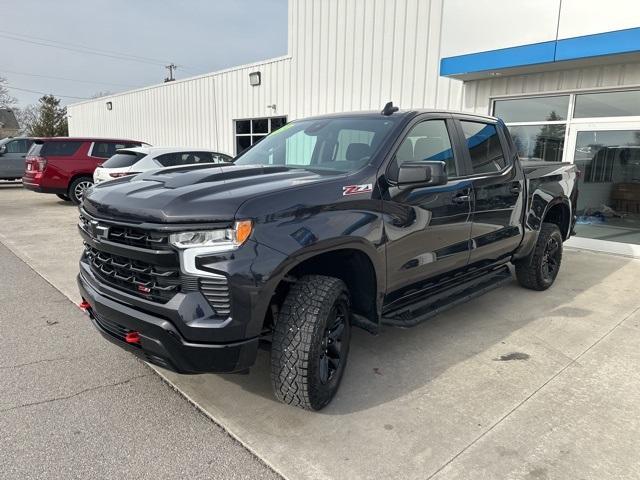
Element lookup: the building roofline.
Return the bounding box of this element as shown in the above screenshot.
[67,54,292,108]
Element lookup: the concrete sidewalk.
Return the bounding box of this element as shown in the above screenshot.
[2,184,640,479]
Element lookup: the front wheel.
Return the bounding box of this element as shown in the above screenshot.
[515,222,563,291]
[68,176,93,205]
[271,275,351,410]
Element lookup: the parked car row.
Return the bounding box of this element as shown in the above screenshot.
[0,135,232,204]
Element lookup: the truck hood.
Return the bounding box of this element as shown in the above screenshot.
[83,164,337,223]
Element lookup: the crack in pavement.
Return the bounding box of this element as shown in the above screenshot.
[0,373,152,414]
[0,354,95,371]
[425,303,640,480]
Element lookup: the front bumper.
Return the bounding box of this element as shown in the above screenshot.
[78,272,259,373]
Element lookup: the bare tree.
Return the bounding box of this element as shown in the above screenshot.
[0,76,17,108]
[14,104,38,135]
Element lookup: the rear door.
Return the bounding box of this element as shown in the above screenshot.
[453,116,525,267]
[382,114,473,302]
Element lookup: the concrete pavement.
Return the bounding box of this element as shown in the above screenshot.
[2,183,640,479]
[0,221,279,478]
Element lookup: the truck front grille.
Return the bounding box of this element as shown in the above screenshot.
[199,277,231,317]
[85,244,180,303]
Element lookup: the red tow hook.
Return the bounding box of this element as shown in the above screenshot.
[125,331,141,345]
[79,300,90,311]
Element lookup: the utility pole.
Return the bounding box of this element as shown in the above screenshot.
[164,63,177,83]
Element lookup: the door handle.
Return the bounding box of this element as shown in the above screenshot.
[452,194,471,204]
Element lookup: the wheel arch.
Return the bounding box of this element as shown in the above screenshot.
[266,239,384,333]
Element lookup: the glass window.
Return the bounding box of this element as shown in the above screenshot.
[5,139,31,154]
[235,117,398,173]
[236,120,251,135]
[155,153,180,167]
[41,141,83,156]
[508,124,566,163]
[234,116,288,154]
[236,136,252,155]
[102,152,146,168]
[92,142,138,158]
[252,118,268,134]
[271,117,287,131]
[460,121,506,174]
[394,120,456,177]
[574,90,640,118]
[212,153,233,163]
[493,95,570,123]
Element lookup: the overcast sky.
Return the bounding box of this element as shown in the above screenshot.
[1,0,288,107]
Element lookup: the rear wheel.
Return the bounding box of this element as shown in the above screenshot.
[515,222,563,291]
[56,193,71,201]
[68,176,93,205]
[271,275,351,410]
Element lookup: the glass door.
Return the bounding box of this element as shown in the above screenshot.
[566,121,640,247]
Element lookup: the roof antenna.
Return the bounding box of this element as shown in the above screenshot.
[381,101,399,116]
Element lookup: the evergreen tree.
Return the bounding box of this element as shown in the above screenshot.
[28,95,68,137]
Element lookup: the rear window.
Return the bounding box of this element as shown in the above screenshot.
[102,152,146,168]
[41,141,83,157]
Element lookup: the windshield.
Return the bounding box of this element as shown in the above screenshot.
[234,117,399,173]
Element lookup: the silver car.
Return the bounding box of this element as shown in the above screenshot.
[0,137,34,180]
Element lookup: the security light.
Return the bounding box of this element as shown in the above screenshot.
[249,71,261,87]
[106,101,113,111]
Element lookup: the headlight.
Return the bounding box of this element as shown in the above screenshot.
[169,220,253,249]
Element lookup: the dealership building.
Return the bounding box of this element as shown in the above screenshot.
[68,0,640,254]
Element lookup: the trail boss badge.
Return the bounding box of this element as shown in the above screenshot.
[342,184,373,196]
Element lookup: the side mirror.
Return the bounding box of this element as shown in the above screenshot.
[397,161,447,188]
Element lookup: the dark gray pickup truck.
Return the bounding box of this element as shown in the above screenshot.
[77,104,578,410]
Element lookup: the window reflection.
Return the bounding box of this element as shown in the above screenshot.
[508,125,565,162]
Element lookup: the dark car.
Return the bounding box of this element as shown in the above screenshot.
[0,137,34,180]
[77,105,578,410]
[23,137,147,204]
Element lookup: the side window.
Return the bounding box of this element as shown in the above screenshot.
[155,153,180,167]
[394,119,457,177]
[92,142,129,158]
[460,121,506,174]
[212,153,232,163]
[181,152,213,164]
[6,139,30,154]
[41,141,82,156]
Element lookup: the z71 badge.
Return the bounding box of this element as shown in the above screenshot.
[342,184,373,196]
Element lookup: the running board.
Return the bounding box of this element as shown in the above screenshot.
[381,265,512,328]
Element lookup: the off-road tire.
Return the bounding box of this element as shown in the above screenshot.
[56,193,71,201]
[271,275,351,411]
[515,222,563,291]
[68,176,94,205]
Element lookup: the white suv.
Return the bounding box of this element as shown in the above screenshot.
[94,147,233,184]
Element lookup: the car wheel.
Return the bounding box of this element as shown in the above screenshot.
[271,275,351,410]
[56,193,71,201]
[515,222,563,291]
[68,177,93,205]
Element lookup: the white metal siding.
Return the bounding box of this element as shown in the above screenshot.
[68,0,464,150]
[462,61,640,115]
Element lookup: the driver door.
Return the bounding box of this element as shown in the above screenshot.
[382,115,473,303]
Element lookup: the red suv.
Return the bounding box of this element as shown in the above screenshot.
[23,137,147,204]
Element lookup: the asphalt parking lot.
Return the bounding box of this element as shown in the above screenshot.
[2,182,640,479]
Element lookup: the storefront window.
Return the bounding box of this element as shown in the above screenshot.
[508,124,565,162]
[574,90,640,118]
[493,95,570,123]
[574,129,640,245]
[234,116,287,154]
